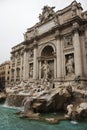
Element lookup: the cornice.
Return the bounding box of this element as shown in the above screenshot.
[23,16,87,46]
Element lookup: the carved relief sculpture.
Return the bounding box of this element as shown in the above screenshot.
[39,5,55,23]
[64,35,72,48]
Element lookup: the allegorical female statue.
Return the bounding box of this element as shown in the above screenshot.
[66,55,74,75]
[41,61,50,80]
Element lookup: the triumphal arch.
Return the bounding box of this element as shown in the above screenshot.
[10,1,87,85]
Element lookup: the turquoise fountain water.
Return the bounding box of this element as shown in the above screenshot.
[0,104,87,130]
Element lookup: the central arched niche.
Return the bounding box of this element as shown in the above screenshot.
[41,45,54,57]
[41,45,54,79]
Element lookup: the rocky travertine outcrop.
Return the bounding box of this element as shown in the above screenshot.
[65,102,87,120]
[76,102,87,114]
[6,94,26,107]
[76,102,87,119]
[21,85,72,119]
[5,80,87,121]
[0,92,6,102]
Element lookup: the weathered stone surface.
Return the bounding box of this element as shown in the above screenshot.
[45,118,59,124]
[65,104,74,119]
[0,92,6,102]
[6,94,26,107]
[5,81,87,122]
[23,86,72,113]
[19,110,40,119]
[9,1,87,84]
[65,102,87,120]
[76,102,87,118]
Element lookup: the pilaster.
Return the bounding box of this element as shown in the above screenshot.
[72,22,82,76]
[23,48,29,81]
[39,61,41,79]
[20,50,23,81]
[14,54,17,82]
[84,27,87,76]
[33,40,38,80]
[55,30,62,80]
[9,58,12,82]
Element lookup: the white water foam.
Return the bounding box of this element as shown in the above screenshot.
[3,104,24,110]
[3,100,24,111]
[70,120,78,125]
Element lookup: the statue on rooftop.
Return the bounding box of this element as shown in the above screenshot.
[39,5,55,23]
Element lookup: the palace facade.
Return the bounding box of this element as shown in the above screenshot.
[10,1,87,85]
[0,61,10,89]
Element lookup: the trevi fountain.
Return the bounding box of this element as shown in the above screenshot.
[0,1,87,130]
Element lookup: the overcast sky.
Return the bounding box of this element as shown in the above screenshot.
[0,0,87,64]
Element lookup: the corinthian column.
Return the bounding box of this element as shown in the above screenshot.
[14,53,17,82]
[55,30,62,80]
[33,41,38,80]
[73,22,82,76]
[85,27,87,75]
[23,47,29,81]
[20,50,23,81]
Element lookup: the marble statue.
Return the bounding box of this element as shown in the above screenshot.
[66,55,74,75]
[41,61,50,81]
[29,66,33,78]
[39,5,55,23]
[65,104,73,118]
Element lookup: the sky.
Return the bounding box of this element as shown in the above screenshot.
[0,0,87,64]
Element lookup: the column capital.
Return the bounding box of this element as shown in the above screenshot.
[72,22,80,33]
[54,30,61,39]
[15,52,19,58]
[24,45,29,52]
[20,49,24,56]
[33,40,38,48]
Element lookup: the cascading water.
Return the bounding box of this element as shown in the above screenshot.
[3,97,24,111]
[70,112,78,125]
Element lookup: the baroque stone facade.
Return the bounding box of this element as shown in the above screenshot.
[10,1,87,84]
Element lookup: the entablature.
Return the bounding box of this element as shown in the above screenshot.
[23,16,87,47]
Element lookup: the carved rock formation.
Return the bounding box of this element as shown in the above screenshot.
[5,80,87,121]
[0,92,6,102]
[23,86,72,114]
[65,102,87,120]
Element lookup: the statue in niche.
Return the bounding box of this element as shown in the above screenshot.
[65,55,74,75]
[29,65,33,78]
[41,61,50,81]
[39,5,55,23]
